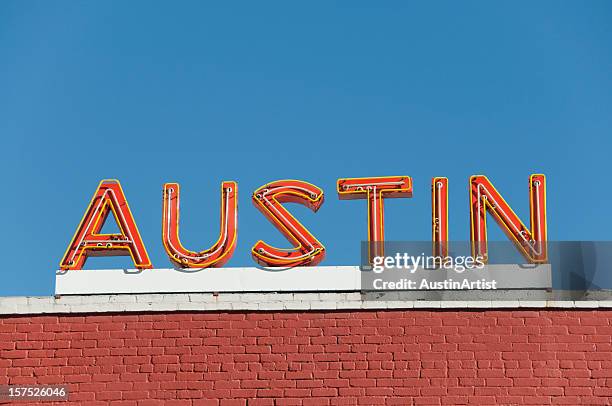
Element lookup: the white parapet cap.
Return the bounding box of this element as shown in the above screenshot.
[54,265,552,295]
[0,293,610,315]
[0,265,606,315]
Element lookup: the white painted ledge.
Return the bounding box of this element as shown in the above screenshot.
[55,265,551,295]
[0,293,611,315]
[55,266,361,295]
[0,265,600,315]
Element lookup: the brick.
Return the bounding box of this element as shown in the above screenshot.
[0,309,610,404]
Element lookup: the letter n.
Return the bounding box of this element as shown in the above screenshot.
[470,174,547,263]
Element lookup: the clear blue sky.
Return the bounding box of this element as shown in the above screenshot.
[1,1,611,295]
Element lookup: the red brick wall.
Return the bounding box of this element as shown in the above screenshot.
[1,310,611,405]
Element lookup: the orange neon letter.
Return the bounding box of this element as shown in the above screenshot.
[470,174,547,263]
[337,176,412,262]
[162,181,237,268]
[60,180,152,270]
[432,177,449,258]
[252,180,325,267]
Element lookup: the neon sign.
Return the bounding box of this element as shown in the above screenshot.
[337,176,412,263]
[60,175,547,270]
[252,180,325,268]
[60,180,152,270]
[470,174,547,263]
[162,181,238,269]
